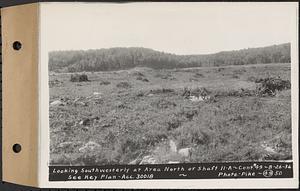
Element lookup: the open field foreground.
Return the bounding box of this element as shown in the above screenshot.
[49,63,292,166]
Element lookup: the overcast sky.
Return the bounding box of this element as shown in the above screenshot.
[41,2,297,55]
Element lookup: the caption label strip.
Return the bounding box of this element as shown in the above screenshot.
[49,162,293,181]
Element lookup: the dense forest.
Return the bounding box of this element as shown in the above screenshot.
[49,43,290,72]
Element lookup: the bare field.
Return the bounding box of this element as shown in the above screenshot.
[49,63,292,165]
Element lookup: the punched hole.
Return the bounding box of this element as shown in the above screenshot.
[13,41,22,50]
[12,144,22,153]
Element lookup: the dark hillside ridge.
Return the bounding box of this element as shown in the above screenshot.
[49,43,290,72]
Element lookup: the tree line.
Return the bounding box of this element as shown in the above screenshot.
[49,43,290,72]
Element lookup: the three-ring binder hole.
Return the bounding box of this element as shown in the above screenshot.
[13,41,22,50]
[12,144,22,153]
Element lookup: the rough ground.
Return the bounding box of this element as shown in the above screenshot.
[49,63,292,166]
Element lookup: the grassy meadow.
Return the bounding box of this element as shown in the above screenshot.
[49,63,292,165]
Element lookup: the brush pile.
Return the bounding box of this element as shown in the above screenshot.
[255,77,291,96]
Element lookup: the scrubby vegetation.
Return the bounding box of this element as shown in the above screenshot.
[70,74,89,82]
[49,63,292,165]
[255,77,291,96]
[49,43,290,72]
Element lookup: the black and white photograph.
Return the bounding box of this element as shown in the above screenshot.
[46,2,296,170]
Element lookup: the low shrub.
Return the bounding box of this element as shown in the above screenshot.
[233,69,246,75]
[131,71,145,77]
[215,67,225,72]
[49,79,63,88]
[116,82,132,89]
[214,89,256,97]
[166,118,181,131]
[193,73,204,78]
[100,81,111,85]
[70,74,89,82]
[149,88,175,95]
[136,76,149,82]
[182,87,210,98]
[154,73,176,80]
[255,77,291,96]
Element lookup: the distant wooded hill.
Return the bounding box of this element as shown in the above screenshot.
[49,43,290,72]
